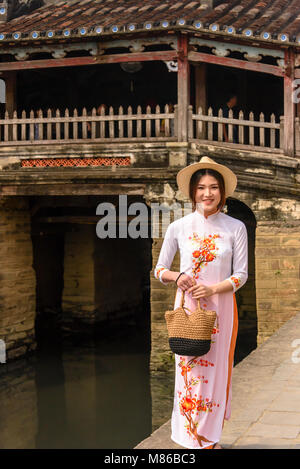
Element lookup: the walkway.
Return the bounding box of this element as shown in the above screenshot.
[135,312,300,449]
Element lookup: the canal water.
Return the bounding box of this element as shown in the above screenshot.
[0,310,253,449]
[0,316,161,449]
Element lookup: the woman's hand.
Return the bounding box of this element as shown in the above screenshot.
[177,273,196,291]
[187,282,215,299]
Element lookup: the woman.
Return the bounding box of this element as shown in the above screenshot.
[154,156,248,450]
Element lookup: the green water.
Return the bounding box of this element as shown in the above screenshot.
[0,324,155,449]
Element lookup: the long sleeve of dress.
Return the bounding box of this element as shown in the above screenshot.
[154,222,178,285]
[225,222,248,293]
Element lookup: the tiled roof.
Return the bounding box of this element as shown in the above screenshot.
[1,0,300,45]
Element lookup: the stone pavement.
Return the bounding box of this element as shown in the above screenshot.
[135,312,300,449]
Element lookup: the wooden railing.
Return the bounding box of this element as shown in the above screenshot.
[189,106,283,152]
[0,104,177,144]
[0,103,298,155]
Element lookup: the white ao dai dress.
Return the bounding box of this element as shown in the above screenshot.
[154,209,248,449]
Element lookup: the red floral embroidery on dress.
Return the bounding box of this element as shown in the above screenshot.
[177,356,219,446]
[230,275,241,288]
[212,314,220,336]
[155,267,168,280]
[211,318,220,345]
[191,357,215,367]
[188,233,221,280]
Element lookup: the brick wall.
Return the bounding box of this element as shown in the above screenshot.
[255,225,300,345]
[0,197,36,360]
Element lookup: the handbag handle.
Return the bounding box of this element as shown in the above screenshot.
[180,288,201,313]
[179,288,218,329]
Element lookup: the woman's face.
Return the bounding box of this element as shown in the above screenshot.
[194,174,221,214]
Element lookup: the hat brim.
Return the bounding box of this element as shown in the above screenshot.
[176,161,237,198]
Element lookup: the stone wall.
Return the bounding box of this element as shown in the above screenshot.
[242,193,300,345]
[255,224,300,345]
[62,225,96,329]
[0,197,36,360]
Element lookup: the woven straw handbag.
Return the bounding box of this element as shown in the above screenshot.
[165,289,217,357]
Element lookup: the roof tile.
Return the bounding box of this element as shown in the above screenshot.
[184,1,199,9]
[0,0,298,43]
[169,2,184,9]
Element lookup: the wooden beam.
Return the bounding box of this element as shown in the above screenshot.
[96,50,177,64]
[0,50,178,72]
[177,34,190,142]
[0,56,97,72]
[283,49,295,157]
[188,50,285,77]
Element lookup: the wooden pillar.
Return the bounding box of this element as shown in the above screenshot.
[283,49,295,157]
[195,63,207,138]
[177,34,190,142]
[3,71,17,117]
[297,98,300,118]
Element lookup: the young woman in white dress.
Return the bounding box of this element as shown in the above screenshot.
[154,156,248,449]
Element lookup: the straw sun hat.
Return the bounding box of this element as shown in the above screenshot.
[176,156,237,199]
